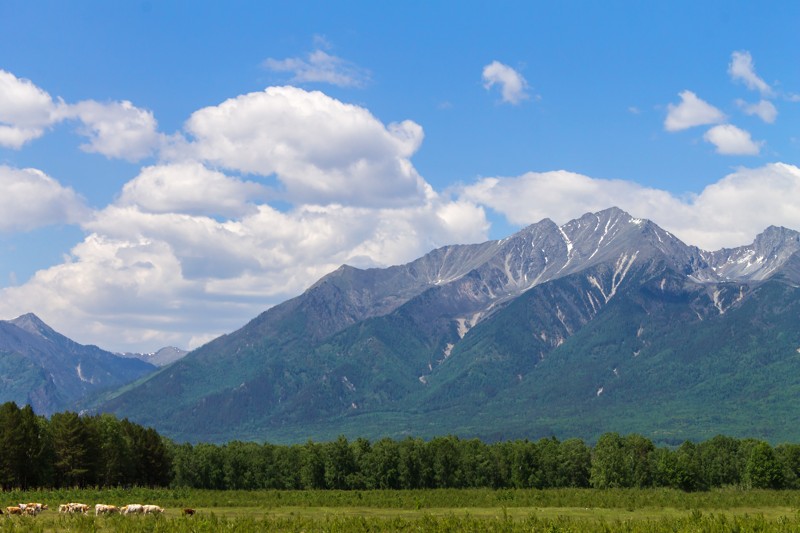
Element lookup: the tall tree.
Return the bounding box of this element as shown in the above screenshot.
[50,411,97,487]
[590,432,628,488]
[0,402,26,488]
[745,441,784,489]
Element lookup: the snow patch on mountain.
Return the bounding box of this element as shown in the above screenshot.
[76,363,94,384]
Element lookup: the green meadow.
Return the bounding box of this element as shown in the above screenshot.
[3,488,800,532]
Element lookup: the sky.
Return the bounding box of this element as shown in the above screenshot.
[0,1,798,353]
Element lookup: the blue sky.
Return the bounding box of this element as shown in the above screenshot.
[0,1,798,352]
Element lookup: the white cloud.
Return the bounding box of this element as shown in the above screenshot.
[118,162,267,217]
[458,170,682,229]
[737,99,777,123]
[458,163,800,251]
[0,70,63,148]
[179,86,430,207]
[664,90,726,131]
[0,69,163,160]
[0,85,492,352]
[482,61,529,105]
[0,166,89,232]
[729,51,772,96]
[703,124,763,155]
[264,49,370,88]
[0,195,488,352]
[62,100,162,161]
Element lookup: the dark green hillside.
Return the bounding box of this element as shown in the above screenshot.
[102,271,800,445]
[449,278,800,444]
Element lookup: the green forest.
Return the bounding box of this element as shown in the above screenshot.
[1,401,798,493]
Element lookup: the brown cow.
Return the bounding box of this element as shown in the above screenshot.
[21,502,47,515]
[182,507,196,516]
[6,506,22,515]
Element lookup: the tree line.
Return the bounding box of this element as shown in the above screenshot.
[171,433,799,491]
[0,401,170,489]
[2,401,800,491]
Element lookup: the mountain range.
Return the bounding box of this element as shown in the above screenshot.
[0,313,157,415]
[88,207,800,444]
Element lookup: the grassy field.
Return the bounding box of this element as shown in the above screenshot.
[2,487,800,531]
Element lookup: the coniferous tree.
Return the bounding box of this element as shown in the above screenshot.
[50,411,97,487]
[0,402,26,488]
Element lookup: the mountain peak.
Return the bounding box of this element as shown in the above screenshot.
[754,225,800,249]
[9,313,57,339]
[695,225,800,283]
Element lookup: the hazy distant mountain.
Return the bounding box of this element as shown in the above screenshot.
[118,346,189,367]
[98,208,800,444]
[0,313,156,415]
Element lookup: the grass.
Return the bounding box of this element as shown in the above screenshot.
[3,487,800,531]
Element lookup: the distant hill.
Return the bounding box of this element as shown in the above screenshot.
[98,207,800,444]
[0,313,156,415]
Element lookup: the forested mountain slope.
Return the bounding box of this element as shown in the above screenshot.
[98,208,800,444]
[0,313,156,415]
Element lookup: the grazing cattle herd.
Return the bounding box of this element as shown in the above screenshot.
[2,502,177,517]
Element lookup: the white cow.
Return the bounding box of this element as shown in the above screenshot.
[122,504,143,515]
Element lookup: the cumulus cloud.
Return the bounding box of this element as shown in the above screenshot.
[737,99,777,123]
[264,49,370,88]
[0,69,162,161]
[703,124,763,155]
[0,70,63,148]
[729,51,772,96]
[664,90,726,131]
[0,166,89,232]
[0,196,489,351]
[179,86,430,207]
[458,163,800,251]
[118,162,267,217]
[482,61,529,105]
[458,170,683,229]
[0,85,492,352]
[62,100,162,161]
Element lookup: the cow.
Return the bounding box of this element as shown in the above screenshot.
[66,503,89,514]
[22,502,48,514]
[95,504,120,515]
[6,506,22,515]
[142,504,164,514]
[122,504,143,515]
[182,507,196,516]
